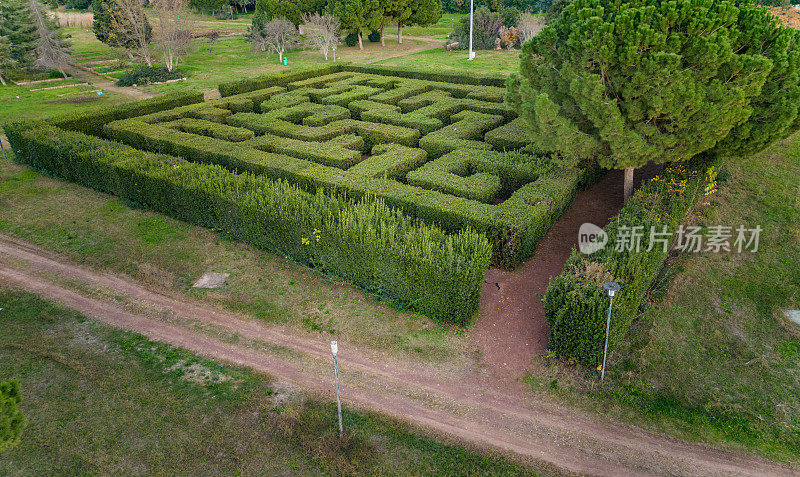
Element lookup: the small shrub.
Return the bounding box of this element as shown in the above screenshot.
[0,380,25,453]
[367,30,381,42]
[116,66,184,87]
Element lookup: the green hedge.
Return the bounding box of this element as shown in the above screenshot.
[48,90,204,136]
[5,120,492,325]
[218,64,346,97]
[543,162,715,366]
[344,64,507,88]
[0,380,25,453]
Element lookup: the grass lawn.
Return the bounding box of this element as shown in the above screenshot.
[0,82,127,135]
[525,134,800,462]
[374,46,521,76]
[399,13,464,37]
[0,149,476,370]
[0,289,537,476]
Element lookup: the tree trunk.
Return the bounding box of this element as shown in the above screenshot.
[0,74,6,86]
[398,24,403,44]
[358,30,363,50]
[623,167,634,202]
[381,25,385,46]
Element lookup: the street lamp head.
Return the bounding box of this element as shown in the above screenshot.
[603,281,620,297]
[331,340,338,356]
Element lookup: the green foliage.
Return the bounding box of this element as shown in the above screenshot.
[189,0,229,15]
[329,0,383,42]
[6,121,493,325]
[508,0,800,172]
[116,66,184,87]
[92,0,153,50]
[450,6,501,50]
[0,380,25,453]
[543,161,714,365]
[343,32,359,46]
[0,0,36,69]
[499,5,520,27]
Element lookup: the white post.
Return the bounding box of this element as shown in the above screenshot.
[468,0,475,60]
[601,294,613,382]
[331,340,343,437]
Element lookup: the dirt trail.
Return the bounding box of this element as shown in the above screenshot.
[0,234,794,476]
[473,167,660,376]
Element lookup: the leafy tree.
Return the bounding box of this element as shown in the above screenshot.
[404,0,441,42]
[0,380,25,453]
[189,0,228,15]
[0,0,37,68]
[329,0,382,49]
[30,0,71,78]
[450,6,499,49]
[507,0,800,200]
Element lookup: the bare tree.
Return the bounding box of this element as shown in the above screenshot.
[250,17,296,63]
[517,14,544,44]
[0,36,15,86]
[110,0,153,66]
[152,0,193,72]
[29,0,71,78]
[302,13,341,62]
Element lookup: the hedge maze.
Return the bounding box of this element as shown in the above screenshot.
[7,65,589,324]
[104,66,586,266]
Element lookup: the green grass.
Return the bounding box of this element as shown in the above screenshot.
[399,13,464,37]
[0,288,539,476]
[525,134,800,462]
[374,47,521,76]
[0,149,475,368]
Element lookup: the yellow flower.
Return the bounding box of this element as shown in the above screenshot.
[597,363,603,371]
[301,237,310,245]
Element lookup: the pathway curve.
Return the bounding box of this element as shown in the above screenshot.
[0,233,793,476]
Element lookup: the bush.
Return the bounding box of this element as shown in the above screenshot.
[344,32,359,47]
[116,66,184,87]
[543,161,716,366]
[6,121,493,325]
[367,30,381,42]
[218,63,345,97]
[500,6,520,27]
[0,380,25,453]
[450,7,501,50]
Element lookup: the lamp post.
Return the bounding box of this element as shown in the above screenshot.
[601,282,620,382]
[331,340,343,437]
[468,0,475,60]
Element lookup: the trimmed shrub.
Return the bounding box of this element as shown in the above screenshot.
[344,64,507,88]
[344,32,359,47]
[543,161,716,366]
[6,121,492,325]
[407,154,503,203]
[367,30,381,42]
[116,66,183,87]
[218,63,345,97]
[349,144,428,179]
[47,90,204,136]
[418,110,504,158]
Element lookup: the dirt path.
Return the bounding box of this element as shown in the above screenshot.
[66,65,155,100]
[472,167,660,376]
[0,234,793,476]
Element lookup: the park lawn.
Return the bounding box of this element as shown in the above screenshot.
[0,149,476,370]
[0,289,538,476]
[0,82,127,135]
[398,13,464,37]
[525,133,800,463]
[374,46,521,76]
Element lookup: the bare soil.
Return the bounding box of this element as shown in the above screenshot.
[0,233,793,476]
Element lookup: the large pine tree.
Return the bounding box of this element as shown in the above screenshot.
[329,0,382,49]
[0,0,37,69]
[507,0,800,200]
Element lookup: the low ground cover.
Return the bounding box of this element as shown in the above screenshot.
[0,288,536,475]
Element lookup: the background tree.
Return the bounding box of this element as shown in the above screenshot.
[92,0,153,64]
[0,380,25,453]
[516,12,543,43]
[0,0,37,69]
[265,0,325,26]
[189,0,228,16]
[507,0,800,200]
[153,0,193,72]
[29,0,71,78]
[0,36,15,85]
[329,0,382,49]
[398,0,441,43]
[449,6,499,49]
[250,17,296,61]
[303,12,341,60]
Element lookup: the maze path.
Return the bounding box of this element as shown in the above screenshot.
[104,70,586,265]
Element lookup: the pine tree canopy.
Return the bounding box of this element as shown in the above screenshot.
[507,0,800,170]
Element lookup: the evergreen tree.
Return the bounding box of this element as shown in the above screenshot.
[0,36,15,85]
[507,0,800,200]
[0,0,37,68]
[393,0,440,44]
[92,0,152,52]
[329,0,382,49]
[30,0,71,78]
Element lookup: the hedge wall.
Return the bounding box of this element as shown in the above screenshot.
[5,120,493,325]
[543,162,716,366]
[48,90,204,136]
